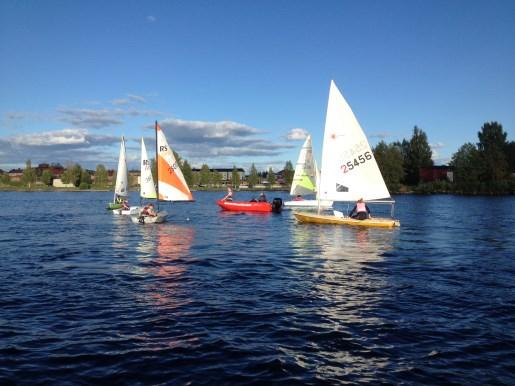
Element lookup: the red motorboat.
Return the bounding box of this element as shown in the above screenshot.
[217,198,283,213]
[217,199,271,212]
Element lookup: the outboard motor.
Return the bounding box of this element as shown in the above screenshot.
[271,197,283,213]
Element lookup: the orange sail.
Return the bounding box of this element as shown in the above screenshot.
[156,123,193,201]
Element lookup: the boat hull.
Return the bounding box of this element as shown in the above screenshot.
[130,211,167,224]
[294,212,400,228]
[112,206,141,216]
[217,199,272,212]
[283,199,333,209]
[106,203,123,210]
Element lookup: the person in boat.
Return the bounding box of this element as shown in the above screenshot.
[115,195,124,204]
[121,200,130,210]
[258,192,267,202]
[349,198,371,220]
[222,187,233,201]
[293,194,304,201]
[141,203,157,217]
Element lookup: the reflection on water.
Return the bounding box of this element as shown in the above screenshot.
[290,223,399,378]
[137,224,195,310]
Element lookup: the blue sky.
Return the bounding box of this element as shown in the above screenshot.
[1,0,514,172]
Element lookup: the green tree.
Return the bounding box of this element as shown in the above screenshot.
[41,170,53,186]
[450,143,482,194]
[505,141,515,174]
[181,159,193,187]
[247,163,259,187]
[80,169,92,187]
[0,173,10,185]
[192,170,200,186]
[62,163,82,187]
[199,164,211,186]
[373,141,404,192]
[232,166,241,188]
[267,167,276,186]
[94,164,108,187]
[477,121,509,183]
[283,161,294,186]
[22,160,36,189]
[404,126,433,186]
[211,171,223,187]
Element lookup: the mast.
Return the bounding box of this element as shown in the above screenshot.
[155,120,159,208]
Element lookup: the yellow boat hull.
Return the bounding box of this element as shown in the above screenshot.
[294,212,400,228]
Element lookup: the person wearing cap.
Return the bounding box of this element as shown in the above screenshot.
[349,198,371,220]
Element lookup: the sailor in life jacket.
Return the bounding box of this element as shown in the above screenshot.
[141,203,157,217]
[349,198,371,220]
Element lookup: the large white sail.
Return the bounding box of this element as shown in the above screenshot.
[318,81,391,202]
[114,137,129,197]
[156,123,193,201]
[140,138,157,199]
[290,135,317,196]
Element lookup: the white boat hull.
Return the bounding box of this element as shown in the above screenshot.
[130,211,167,224]
[283,199,333,209]
[112,206,141,216]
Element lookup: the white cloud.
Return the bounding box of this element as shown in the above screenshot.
[9,128,90,146]
[430,142,446,163]
[0,129,121,168]
[57,107,124,128]
[286,128,308,140]
[111,94,147,106]
[146,15,156,23]
[152,118,295,165]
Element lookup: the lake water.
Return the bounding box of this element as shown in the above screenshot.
[1,191,514,385]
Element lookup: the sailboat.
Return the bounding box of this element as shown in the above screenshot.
[283,134,333,209]
[131,121,194,224]
[107,136,129,211]
[116,137,156,216]
[294,81,400,228]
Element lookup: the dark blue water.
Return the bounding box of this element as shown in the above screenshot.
[1,191,514,385]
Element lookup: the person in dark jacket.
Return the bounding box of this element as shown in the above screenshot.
[349,198,371,220]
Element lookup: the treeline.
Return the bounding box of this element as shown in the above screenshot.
[4,122,513,195]
[373,121,515,194]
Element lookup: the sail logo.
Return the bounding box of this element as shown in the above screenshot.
[160,145,168,152]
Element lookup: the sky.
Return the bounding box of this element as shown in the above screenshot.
[1,0,514,172]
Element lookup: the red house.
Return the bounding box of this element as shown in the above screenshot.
[419,165,453,183]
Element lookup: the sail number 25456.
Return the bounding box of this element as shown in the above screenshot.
[340,151,372,173]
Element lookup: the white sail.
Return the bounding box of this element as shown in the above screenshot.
[290,135,317,196]
[318,81,391,202]
[114,137,129,197]
[140,138,157,199]
[156,123,193,201]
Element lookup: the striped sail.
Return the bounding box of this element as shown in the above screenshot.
[114,136,129,197]
[290,135,317,196]
[156,123,193,201]
[318,81,391,202]
[140,138,157,199]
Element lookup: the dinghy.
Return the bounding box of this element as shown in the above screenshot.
[283,135,332,209]
[293,81,400,228]
[107,137,130,211]
[131,122,193,224]
[217,199,278,213]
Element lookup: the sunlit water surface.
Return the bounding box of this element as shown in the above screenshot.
[0,191,514,385]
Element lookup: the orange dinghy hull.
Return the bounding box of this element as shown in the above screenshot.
[217,199,272,212]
